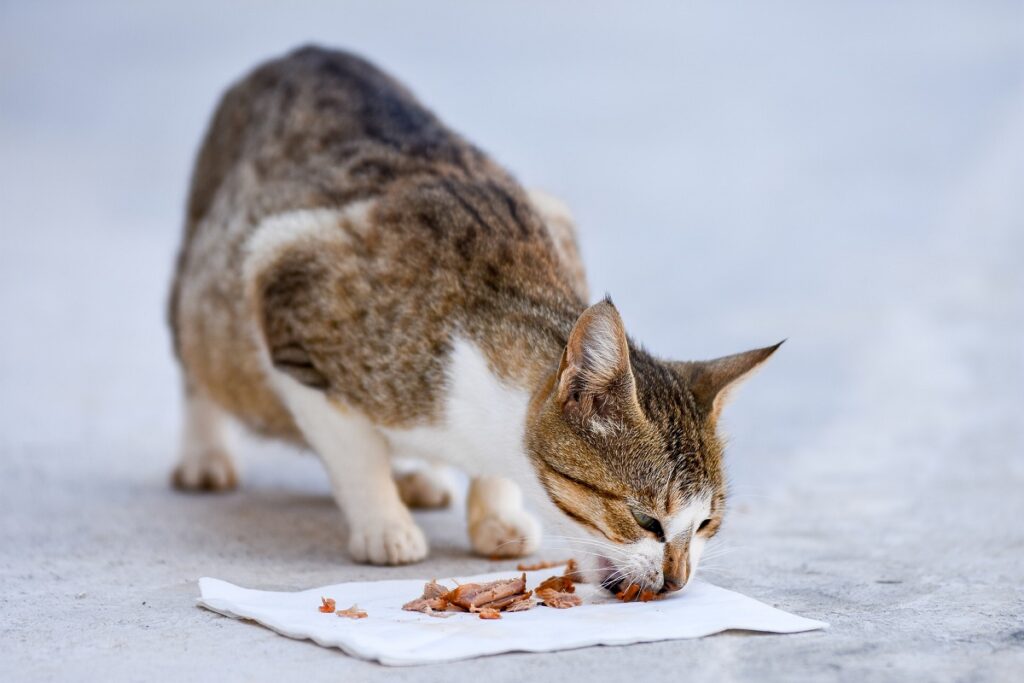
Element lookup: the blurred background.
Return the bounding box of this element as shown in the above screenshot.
[2,1,1022,680]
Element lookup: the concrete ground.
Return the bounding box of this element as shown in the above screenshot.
[2,2,1022,681]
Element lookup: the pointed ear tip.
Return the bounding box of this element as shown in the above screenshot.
[758,339,785,359]
[584,295,621,320]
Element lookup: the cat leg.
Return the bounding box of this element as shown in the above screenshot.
[394,461,457,510]
[172,389,239,492]
[466,476,541,558]
[274,375,428,565]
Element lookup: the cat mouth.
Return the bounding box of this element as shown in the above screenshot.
[595,555,627,594]
[600,576,625,595]
[595,556,669,596]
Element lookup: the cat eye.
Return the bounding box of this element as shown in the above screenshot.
[631,509,664,538]
[698,518,712,533]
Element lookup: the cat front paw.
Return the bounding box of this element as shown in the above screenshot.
[347,515,428,565]
[395,469,453,509]
[468,509,541,558]
[171,448,238,492]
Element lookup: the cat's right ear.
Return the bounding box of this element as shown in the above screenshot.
[556,299,639,428]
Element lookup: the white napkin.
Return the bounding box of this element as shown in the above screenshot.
[197,569,827,666]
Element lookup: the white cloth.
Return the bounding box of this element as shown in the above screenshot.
[197,569,827,666]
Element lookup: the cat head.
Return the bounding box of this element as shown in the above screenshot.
[525,299,780,595]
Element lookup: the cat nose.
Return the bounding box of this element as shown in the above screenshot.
[661,543,690,592]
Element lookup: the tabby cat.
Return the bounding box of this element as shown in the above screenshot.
[169,46,779,594]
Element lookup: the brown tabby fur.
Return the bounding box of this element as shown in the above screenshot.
[169,45,779,579]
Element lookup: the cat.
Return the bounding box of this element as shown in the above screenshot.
[168,45,780,595]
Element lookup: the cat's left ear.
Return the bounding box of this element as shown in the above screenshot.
[673,341,784,421]
[556,299,640,428]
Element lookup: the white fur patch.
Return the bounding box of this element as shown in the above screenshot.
[610,493,712,590]
[665,493,712,541]
[579,315,624,384]
[270,370,428,565]
[617,537,664,588]
[527,188,574,224]
[380,337,535,482]
[241,201,375,294]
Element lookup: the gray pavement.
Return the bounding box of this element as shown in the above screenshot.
[2,2,1022,680]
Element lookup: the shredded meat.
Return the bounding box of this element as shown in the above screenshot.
[446,574,527,610]
[504,593,538,612]
[402,574,539,617]
[537,575,575,593]
[318,597,336,613]
[477,589,534,611]
[399,581,452,618]
[422,580,448,600]
[402,580,453,615]
[535,574,582,608]
[613,583,663,602]
[563,558,586,583]
[336,604,368,619]
[616,584,641,602]
[536,586,583,608]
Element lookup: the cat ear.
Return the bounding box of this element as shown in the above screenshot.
[674,341,784,421]
[556,299,638,426]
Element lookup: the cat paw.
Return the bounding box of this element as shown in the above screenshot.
[395,469,454,509]
[469,509,541,558]
[171,449,238,492]
[348,516,428,565]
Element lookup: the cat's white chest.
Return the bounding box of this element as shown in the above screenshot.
[380,338,535,481]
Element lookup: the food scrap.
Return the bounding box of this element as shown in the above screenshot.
[402,574,537,619]
[447,574,527,610]
[535,574,582,609]
[318,597,336,613]
[336,604,368,619]
[615,584,640,602]
[516,559,570,571]
[563,558,586,583]
[615,584,663,602]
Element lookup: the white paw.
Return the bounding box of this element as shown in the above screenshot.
[172,449,238,492]
[395,469,454,509]
[469,509,541,558]
[348,515,428,565]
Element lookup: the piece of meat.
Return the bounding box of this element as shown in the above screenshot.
[504,593,537,612]
[404,574,538,618]
[319,597,336,613]
[422,580,448,600]
[402,580,454,614]
[403,596,449,613]
[516,559,570,571]
[534,574,581,608]
[445,574,527,610]
[537,575,576,593]
[336,604,368,619]
[638,589,661,602]
[615,584,641,602]
[479,589,534,611]
[536,586,583,608]
[563,558,586,583]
